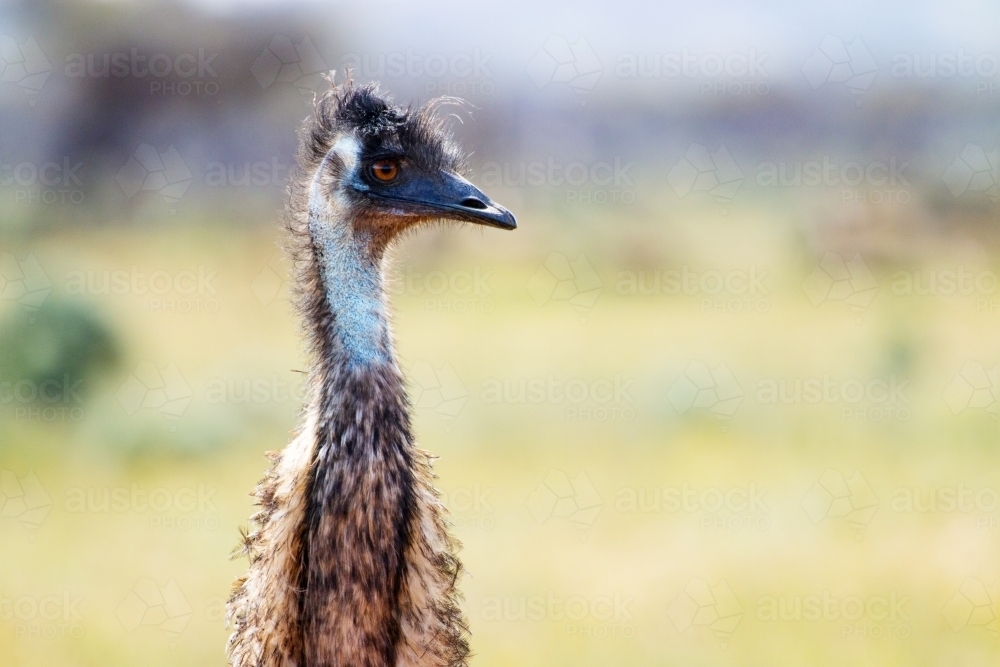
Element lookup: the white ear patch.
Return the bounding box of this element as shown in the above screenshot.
[332,134,362,175]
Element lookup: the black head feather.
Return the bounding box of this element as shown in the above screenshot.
[308,78,465,175]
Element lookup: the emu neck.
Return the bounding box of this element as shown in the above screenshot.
[308,190,390,368]
[303,175,416,667]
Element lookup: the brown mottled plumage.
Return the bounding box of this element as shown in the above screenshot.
[226,76,516,667]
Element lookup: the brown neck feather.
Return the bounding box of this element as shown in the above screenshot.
[298,233,418,666]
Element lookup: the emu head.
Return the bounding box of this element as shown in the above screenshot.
[305,81,515,254]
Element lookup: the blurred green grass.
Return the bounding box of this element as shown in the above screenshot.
[2,199,999,666]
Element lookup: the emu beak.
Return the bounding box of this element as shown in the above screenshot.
[380,171,517,230]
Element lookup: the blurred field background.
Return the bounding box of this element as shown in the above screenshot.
[2,1,1000,665]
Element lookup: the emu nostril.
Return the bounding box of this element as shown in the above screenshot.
[460,197,488,210]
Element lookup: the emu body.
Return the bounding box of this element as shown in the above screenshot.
[226,79,515,667]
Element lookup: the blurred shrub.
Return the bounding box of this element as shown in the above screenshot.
[0,300,121,402]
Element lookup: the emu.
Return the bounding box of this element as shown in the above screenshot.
[226,77,516,667]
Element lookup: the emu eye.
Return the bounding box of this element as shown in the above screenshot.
[370,160,399,182]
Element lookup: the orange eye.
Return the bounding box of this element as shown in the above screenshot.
[371,160,399,182]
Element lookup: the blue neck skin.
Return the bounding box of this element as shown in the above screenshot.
[308,161,390,368]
